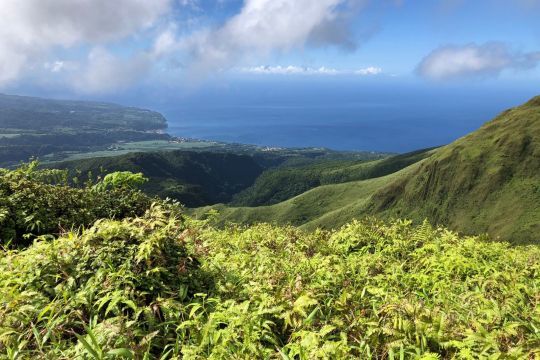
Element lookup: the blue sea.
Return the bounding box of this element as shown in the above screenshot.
[141,79,539,153]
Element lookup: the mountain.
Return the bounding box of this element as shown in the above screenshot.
[201,96,540,244]
[370,95,540,243]
[231,147,435,206]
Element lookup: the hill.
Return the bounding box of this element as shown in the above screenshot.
[0,93,166,132]
[0,93,169,166]
[1,159,539,359]
[196,163,415,229]
[200,96,540,244]
[232,147,435,206]
[369,95,540,243]
[54,151,265,207]
[52,146,389,207]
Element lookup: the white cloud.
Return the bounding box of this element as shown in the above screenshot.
[44,61,67,73]
[417,42,540,80]
[241,66,339,75]
[177,0,366,77]
[0,0,375,91]
[0,0,171,87]
[240,65,383,76]
[355,66,382,75]
[72,48,152,93]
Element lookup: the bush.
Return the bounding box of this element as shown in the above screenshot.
[1,217,538,358]
[0,205,206,359]
[0,163,153,246]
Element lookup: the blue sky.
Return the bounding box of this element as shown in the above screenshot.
[0,0,539,97]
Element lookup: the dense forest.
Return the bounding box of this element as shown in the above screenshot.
[54,151,265,207]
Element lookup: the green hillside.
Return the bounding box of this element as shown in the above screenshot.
[232,148,435,206]
[0,93,169,166]
[196,163,417,229]
[0,93,166,132]
[200,96,540,244]
[369,95,540,243]
[52,146,388,207]
[54,151,265,207]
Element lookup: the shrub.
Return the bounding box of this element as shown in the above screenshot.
[0,205,206,359]
[0,163,153,246]
[2,217,538,358]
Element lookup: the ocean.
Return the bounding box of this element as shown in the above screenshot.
[152,79,537,153]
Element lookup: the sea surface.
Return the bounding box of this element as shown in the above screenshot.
[165,102,484,153]
[147,79,539,153]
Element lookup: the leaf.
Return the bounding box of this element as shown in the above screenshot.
[106,348,134,359]
[76,334,101,360]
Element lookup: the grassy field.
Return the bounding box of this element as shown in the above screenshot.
[42,140,218,163]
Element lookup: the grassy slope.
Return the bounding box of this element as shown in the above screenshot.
[202,96,540,243]
[369,96,540,243]
[197,163,420,229]
[231,147,435,206]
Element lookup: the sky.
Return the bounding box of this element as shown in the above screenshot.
[0,0,539,96]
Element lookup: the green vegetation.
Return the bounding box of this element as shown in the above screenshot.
[0,93,166,132]
[52,148,387,207]
[195,163,413,230]
[368,95,540,244]
[232,148,435,206]
[202,96,540,244]
[0,180,539,357]
[43,140,218,163]
[53,151,265,207]
[0,93,169,166]
[0,162,153,246]
[1,94,539,358]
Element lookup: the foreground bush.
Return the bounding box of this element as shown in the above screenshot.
[1,215,539,358]
[0,205,205,359]
[0,163,153,246]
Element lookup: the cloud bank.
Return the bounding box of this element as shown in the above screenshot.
[0,0,370,91]
[417,43,540,80]
[240,65,382,76]
[0,0,171,88]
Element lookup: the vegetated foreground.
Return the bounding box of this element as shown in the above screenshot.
[0,168,539,359]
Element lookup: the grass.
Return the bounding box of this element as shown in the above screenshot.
[231,147,435,206]
[195,162,421,231]
[369,95,540,244]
